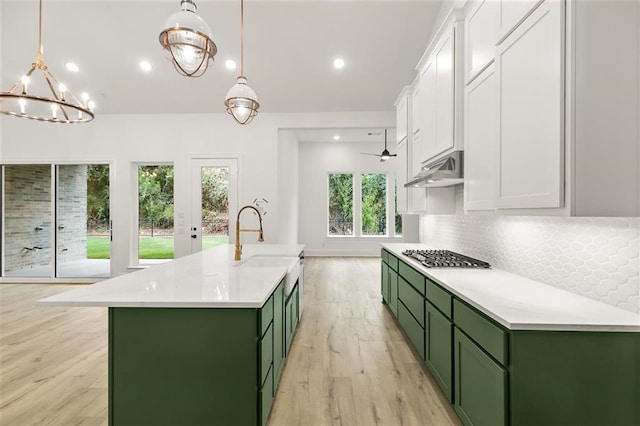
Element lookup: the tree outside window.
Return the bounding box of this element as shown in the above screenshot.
[361,173,387,236]
[328,174,353,235]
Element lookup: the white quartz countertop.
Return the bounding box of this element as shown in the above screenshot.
[381,243,640,332]
[38,244,304,308]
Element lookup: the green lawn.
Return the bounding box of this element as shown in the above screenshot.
[87,236,229,259]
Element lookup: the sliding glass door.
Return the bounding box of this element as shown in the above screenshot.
[1,164,110,279]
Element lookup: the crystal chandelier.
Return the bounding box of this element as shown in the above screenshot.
[159,0,217,78]
[0,0,95,124]
[225,0,260,125]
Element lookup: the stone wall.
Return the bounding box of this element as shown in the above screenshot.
[3,165,87,273]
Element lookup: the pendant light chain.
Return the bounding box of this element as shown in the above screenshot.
[37,0,44,66]
[240,0,244,77]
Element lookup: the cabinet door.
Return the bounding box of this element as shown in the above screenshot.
[464,64,499,211]
[434,26,455,157]
[381,262,389,304]
[499,0,543,40]
[496,0,564,209]
[396,141,408,213]
[285,296,293,356]
[412,81,422,135]
[273,282,285,385]
[454,328,507,426]
[426,302,453,403]
[420,60,437,161]
[389,269,398,318]
[465,0,499,83]
[396,95,408,143]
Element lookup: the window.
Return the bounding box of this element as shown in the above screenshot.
[361,173,386,236]
[328,173,353,235]
[327,172,401,238]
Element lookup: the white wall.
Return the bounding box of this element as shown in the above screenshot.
[420,188,640,313]
[1,111,393,275]
[277,130,299,245]
[299,140,405,256]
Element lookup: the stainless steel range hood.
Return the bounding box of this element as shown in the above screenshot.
[405,151,464,188]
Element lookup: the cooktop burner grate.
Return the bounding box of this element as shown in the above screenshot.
[402,249,491,269]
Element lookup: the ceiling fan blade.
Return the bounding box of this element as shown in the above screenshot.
[360,152,381,157]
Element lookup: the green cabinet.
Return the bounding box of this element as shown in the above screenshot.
[381,262,390,304]
[389,269,398,316]
[285,283,300,356]
[454,328,507,426]
[381,249,399,317]
[380,248,640,426]
[108,277,289,426]
[273,281,285,387]
[425,301,453,403]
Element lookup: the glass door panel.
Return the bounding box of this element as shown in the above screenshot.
[56,164,110,278]
[2,165,53,277]
[191,159,237,253]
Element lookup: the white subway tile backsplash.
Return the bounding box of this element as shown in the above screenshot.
[419,190,640,313]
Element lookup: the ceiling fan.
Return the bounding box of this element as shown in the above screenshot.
[361,129,397,162]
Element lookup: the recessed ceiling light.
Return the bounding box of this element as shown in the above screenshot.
[66,62,79,72]
[139,61,152,72]
[225,59,237,70]
[333,58,345,69]
[333,135,340,141]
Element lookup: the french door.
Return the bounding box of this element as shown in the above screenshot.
[190,158,238,254]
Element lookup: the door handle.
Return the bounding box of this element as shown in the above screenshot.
[191,234,197,239]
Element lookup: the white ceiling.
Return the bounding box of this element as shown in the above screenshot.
[1,0,442,116]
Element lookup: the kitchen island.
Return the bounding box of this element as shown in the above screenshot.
[381,243,640,426]
[39,244,304,426]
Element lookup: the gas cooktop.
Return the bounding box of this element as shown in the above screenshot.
[402,249,491,269]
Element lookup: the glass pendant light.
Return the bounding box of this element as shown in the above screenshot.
[159,0,217,78]
[225,0,259,125]
[0,0,94,123]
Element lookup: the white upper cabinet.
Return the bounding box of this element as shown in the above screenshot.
[415,13,465,165]
[395,87,410,145]
[464,64,498,211]
[434,29,455,158]
[419,59,437,161]
[570,0,639,216]
[499,0,544,41]
[495,0,564,209]
[465,0,500,84]
[396,140,409,213]
[411,78,422,135]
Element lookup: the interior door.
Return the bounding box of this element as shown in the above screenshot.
[190,158,238,254]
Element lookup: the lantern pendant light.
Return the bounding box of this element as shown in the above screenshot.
[225,0,259,125]
[159,0,217,78]
[0,0,95,123]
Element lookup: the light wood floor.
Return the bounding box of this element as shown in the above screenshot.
[0,257,461,426]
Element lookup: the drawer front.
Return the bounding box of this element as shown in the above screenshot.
[398,276,425,327]
[381,249,389,264]
[259,323,273,387]
[426,279,452,319]
[260,365,274,426]
[453,299,508,365]
[387,252,399,272]
[399,261,426,295]
[398,301,425,360]
[260,295,274,337]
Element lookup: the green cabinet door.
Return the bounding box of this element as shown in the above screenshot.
[285,286,299,356]
[454,328,507,426]
[389,269,398,317]
[381,262,390,303]
[273,280,285,386]
[425,301,453,403]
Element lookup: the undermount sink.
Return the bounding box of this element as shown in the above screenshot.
[235,256,301,296]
